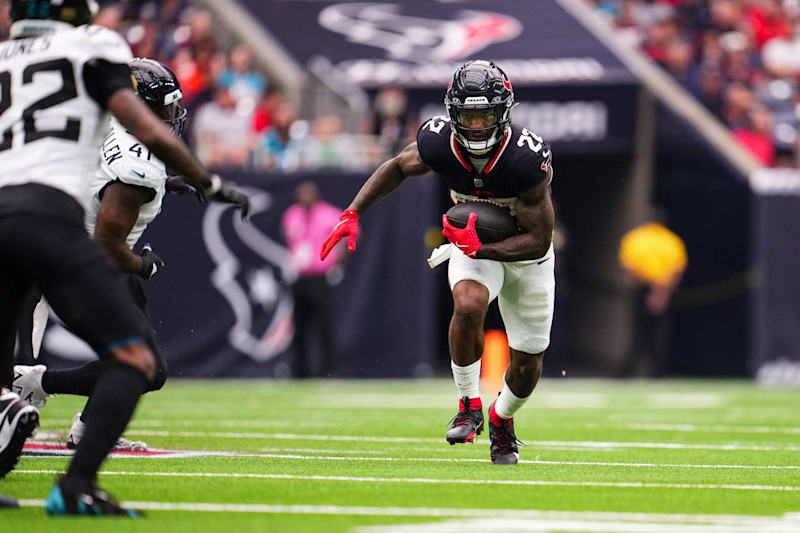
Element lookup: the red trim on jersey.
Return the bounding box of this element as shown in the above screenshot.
[450,133,473,172]
[483,128,511,174]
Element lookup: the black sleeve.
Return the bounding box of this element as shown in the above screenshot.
[98,179,157,204]
[83,60,132,109]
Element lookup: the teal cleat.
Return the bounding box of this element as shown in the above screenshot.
[45,481,143,517]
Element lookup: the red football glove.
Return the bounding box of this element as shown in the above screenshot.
[320,209,360,260]
[442,212,482,258]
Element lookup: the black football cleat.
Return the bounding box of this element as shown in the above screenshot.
[45,478,143,517]
[0,391,39,479]
[446,396,484,444]
[489,415,522,465]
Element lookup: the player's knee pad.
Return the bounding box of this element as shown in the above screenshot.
[149,359,168,392]
[111,341,156,381]
[508,334,550,356]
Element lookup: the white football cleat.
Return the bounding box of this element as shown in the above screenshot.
[0,391,39,478]
[66,413,149,452]
[12,365,51,409]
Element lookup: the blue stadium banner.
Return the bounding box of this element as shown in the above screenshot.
[239,1,638,152]
[240,0,636,87]
[34,173,444,379]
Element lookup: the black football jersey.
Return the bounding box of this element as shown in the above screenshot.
[416,116,551,214]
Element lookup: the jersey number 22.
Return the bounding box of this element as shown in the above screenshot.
[0,58,81,151]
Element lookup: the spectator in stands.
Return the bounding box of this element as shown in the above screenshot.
[219,44,267,115]
[158,0,189,28]
[255,103,304,173]
[373,86,410,155]
[251,90,285,135]
[746,0,792,49]
[664,38,701,95]
[697,66,726,117]
[721,81,754,129]
[732,103,776,166]
[193,85,254,168]
[0,0,8,41]
[305,115,364,171]
[281,182,344,378]
[184,9,216,53]
[595,0,800,168]
[94,5,124,32]
[762,23,800,77]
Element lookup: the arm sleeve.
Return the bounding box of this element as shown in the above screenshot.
[97,179,156,204]
[80,26,134,108]
[83,60,132,108]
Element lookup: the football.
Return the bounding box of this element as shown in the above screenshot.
[446,201,519,243]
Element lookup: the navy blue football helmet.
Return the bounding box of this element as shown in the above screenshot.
[445,60,514,156]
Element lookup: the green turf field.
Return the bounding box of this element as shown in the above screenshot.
[2,379,799,532]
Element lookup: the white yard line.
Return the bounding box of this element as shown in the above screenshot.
[15,497,800,528]
[15,469,800,492]
[40,418,800,435]
[358,516,800,533]
[614,423,800,435]
[120,430,800,452]
[20,448,800,470]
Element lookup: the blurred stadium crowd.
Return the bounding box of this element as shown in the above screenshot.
[4,0,795,171]
[0,0,406,173]
[590,0,800,168]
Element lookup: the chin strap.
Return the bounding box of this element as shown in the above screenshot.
[456,125,507,156]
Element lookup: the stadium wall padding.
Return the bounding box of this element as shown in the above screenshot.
[654,104,751,376]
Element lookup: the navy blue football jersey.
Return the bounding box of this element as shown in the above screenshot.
[416,116,551,214]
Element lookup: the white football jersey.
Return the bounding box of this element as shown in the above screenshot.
[84,117,167,248]
[0,25,133,209]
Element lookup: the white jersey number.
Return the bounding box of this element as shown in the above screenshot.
[0,58,80,150]
[517,128,543,153]
[423,116,448,135]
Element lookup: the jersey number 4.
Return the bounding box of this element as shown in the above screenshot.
[0,58,80,151]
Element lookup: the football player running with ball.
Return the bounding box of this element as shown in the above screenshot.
[0,0,248,515]
[321,60,555,465]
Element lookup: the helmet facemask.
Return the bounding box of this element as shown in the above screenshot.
[150,92,188,137]
[446,98,512,156]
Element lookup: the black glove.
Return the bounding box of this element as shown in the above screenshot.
[139,244,164,280]
[165,175,208,205]
[201,174,250,220]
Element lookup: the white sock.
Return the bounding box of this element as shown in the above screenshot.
[493,379,529,420]
[451,359,481,399]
